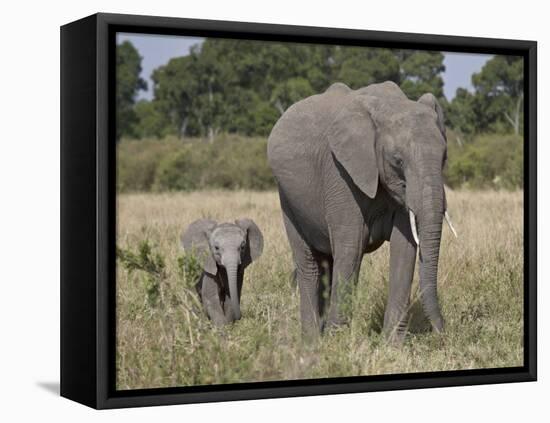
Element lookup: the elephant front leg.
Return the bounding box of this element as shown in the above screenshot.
[200,274,228,327]
[383,209,417,344]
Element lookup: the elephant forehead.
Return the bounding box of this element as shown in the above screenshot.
[371,100,436,126]
[212,225,245,241]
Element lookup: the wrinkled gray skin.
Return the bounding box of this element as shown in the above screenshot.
[181,219,264,326]
[267,81,449,342]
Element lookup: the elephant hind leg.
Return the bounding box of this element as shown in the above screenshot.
[281,212,324,340]
[325,226,363,330]
[318,256,333,321]
[325,253,360,330]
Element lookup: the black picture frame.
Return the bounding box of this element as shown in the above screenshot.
[60,12,537,409]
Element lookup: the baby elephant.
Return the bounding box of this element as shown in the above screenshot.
[181,218,264,326]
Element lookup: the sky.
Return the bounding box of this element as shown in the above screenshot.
[117,33,492,101]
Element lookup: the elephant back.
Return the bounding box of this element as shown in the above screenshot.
[356,81,407,101]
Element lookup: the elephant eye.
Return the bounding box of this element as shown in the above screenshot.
[395,157,403,167]
[240,242,245,250]
[214,244,220,251]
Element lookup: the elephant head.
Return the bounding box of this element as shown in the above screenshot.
[181,218,264,320]
[326,81,455,332]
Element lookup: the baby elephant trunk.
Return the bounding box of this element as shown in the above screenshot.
[223,258,241,321]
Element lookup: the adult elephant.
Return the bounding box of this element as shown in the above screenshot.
[267,81,456,342]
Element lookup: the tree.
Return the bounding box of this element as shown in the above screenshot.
[133,100,171,139]
[116,41,147,140]
[397,50,445,100]
[446,55,524,135]
[446,88,478,139]
[334,47,400,89]
[139,40,450,139]
[151,51,205,138]
[270,77,315,114]
[150,39,332,138]
[471,55,524,134]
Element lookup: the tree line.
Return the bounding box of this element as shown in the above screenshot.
[116,38,524,191]
[117,38,523,140]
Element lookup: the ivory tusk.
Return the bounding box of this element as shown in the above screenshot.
[409,210,420,246]
[444,210,458,238]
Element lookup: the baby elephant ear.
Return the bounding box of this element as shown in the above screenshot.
[236,218,264,267]
[181,219,218,275]
[418,93,446,140]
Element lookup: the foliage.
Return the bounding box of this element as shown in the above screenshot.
[116,41,147,140]
[446,55,524,135]
[118,39,447,139]
[116,39,524,144]
[115,40,524,193]
[117,134,275,192]
[396,50,446,100]
[117,132,523,193]
[177,253,204,290]
[445,133,523,190]
[116,136,179,192]
[132,100,172,139]
[333,47,400,90]
[116,240,166,307]
[445,88,478,135]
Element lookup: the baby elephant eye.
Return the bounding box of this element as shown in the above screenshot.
[240,242,246,250]
[214,244,220,251]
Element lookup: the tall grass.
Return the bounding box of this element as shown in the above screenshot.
[116,189,523,390]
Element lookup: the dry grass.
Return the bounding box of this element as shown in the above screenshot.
[116,189,524,390]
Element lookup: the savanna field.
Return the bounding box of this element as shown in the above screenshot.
[116,189,524,390]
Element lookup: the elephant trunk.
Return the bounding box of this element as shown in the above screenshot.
[224,259,241,321]
[415,170,445,333]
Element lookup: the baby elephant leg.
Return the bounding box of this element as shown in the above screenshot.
[200,273,228,327]
[223,296,238,322]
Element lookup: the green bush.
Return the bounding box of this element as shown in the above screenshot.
[117,136,182,192]
[116,240,166,307]
[154,144,206,191]
[117,132,523,193]
[445,133,523,190]
[117,134,275,192]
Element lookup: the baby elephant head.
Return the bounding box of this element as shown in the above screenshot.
[181,218,264,320]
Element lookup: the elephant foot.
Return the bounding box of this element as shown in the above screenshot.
[430,317,445,334]
[323,315,349,334]
[382,316,409,346]
[383,328,407,346]
[301,326,321,343]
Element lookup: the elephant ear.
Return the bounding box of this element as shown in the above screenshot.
[418,93,446,141]
[326,95,378,198]
[235,218,264,267]
[181,219,218,275]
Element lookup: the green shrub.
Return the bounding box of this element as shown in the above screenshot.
[116,240,166,307]
[445,133,523,190]
[177,253,204,290]
[117,134,276,192]
[117,132,523,193]
[154,144,205,191]
[117,136,182,192]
